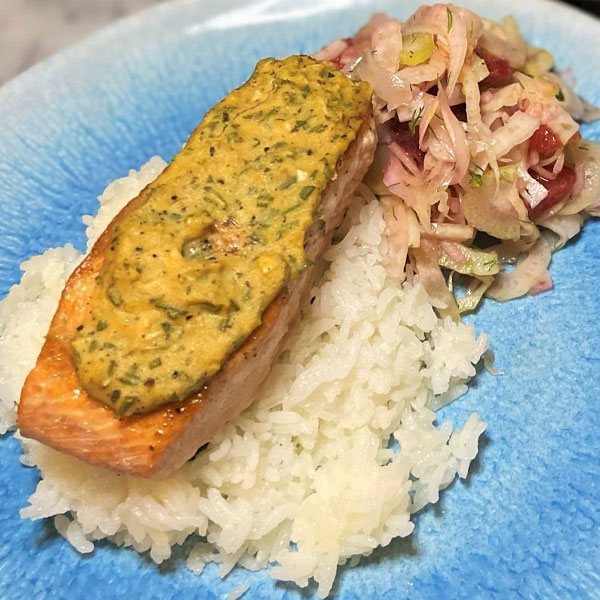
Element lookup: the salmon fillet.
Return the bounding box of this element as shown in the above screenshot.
[17,113,376,478]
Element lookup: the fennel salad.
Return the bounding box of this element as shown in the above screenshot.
[316,4,600,316]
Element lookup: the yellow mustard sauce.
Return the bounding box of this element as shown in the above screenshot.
[71,55,372,416]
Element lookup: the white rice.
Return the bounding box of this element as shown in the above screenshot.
[0,158,487,597]
[226,583,250,600]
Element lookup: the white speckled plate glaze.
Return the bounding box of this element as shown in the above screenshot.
[0,1,599,598]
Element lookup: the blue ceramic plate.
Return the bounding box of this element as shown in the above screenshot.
[1,1,599,598]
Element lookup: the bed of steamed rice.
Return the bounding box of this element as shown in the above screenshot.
[0,157,487,598]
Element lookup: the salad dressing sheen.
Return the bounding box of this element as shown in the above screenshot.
[71,55,372,416]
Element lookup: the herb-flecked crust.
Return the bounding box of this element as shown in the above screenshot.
[71,56,372,416]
